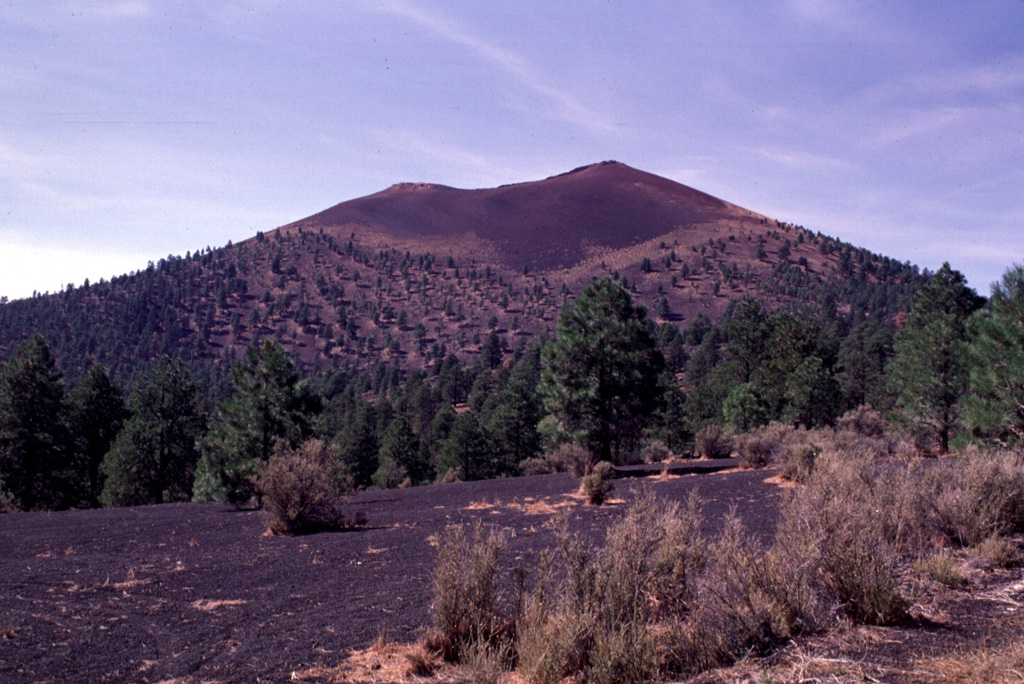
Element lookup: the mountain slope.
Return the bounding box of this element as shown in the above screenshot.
[0,162,927,381]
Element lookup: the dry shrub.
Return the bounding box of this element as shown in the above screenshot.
[427,521,509,662]
[919,450,1024,547]
[517,456,553,476]
[642,440,673,463]
[256,439,359,535]
[680,514,804,674]
[581,461,615,505]
[734,422,806,469]
[518,494,705,684]
[523,442,595,477]
[0,488,15,514]
[782,443,820,483]
[836,405,886,437]
[694,425,733,459]
[404,647,439,677]
[785,451,910,625]
[462,637,510,684]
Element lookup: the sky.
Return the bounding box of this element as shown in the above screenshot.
[1,1,1022,301]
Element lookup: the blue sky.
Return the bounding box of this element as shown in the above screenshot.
[1,0,1022,301]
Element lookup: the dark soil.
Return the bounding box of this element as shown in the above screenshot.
[0,468,781,684]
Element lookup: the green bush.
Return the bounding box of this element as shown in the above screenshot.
[255,439,360,535]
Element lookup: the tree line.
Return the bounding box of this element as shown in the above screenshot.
[3,264,1021,512]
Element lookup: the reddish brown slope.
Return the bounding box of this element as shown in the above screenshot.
[298,161,747,271]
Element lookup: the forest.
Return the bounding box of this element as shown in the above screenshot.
[2,262,1021,514]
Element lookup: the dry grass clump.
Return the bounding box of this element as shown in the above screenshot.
[580,461,615,505]
[974,535,1021,569]
[915,550,969,588]
[255,439,362,535]
[694,424,733,459]
[517,493,703,684]
[916,641,1024,684]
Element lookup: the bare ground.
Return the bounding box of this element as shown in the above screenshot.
[0,468,781,683]
[4,468,1021,683]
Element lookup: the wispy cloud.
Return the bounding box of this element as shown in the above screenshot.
[70,0,152,20]
[369,0,616,134]
[785,0,861,32]
[748,146,857,172]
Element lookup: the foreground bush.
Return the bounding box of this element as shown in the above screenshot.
[425,522,508,662]
[919,449,1024,547]
[256,439,359,534]
[428,443,1024,681]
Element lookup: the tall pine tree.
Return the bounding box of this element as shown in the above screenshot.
[101,356,204,506]
[886,263,984,453]
[0,334,72,510]
[963,264,1024,444]
[193,339,318,503]
[68,364,129,507]
[539,277,664,463]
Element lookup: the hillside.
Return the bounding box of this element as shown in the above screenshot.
[0,161,925,380]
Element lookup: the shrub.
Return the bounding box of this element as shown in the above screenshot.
[694,425,733,459]
[787,451,910,625]
[782,443,820,483]
[427,522,508,662]
[681,514,799,673]
[518,494,705,684]
[524,442,595,476]
[0,487,15,514]
[920,450,1024,547]
[836,405,886,437]
[581,461,615,505]
[256,439,359,535]
[642,440,673,463]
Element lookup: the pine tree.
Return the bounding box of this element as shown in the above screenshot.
[101,357,204,506]
[963,264,1024,444]
[886,264,984,453]
[0,334,73,510]
[539,277,665,462]
[68,364,129,507]
[193,339,318,504]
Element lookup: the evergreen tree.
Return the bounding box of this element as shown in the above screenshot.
[436,413,491,480]
[374,415,421,486]
[193,339,318,503]
[963,264,1024,444]
[539,277,665,462]
[886,264,984,453]
[68,364,129,507]
[0,334,73,510]
[101,357,204,506]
